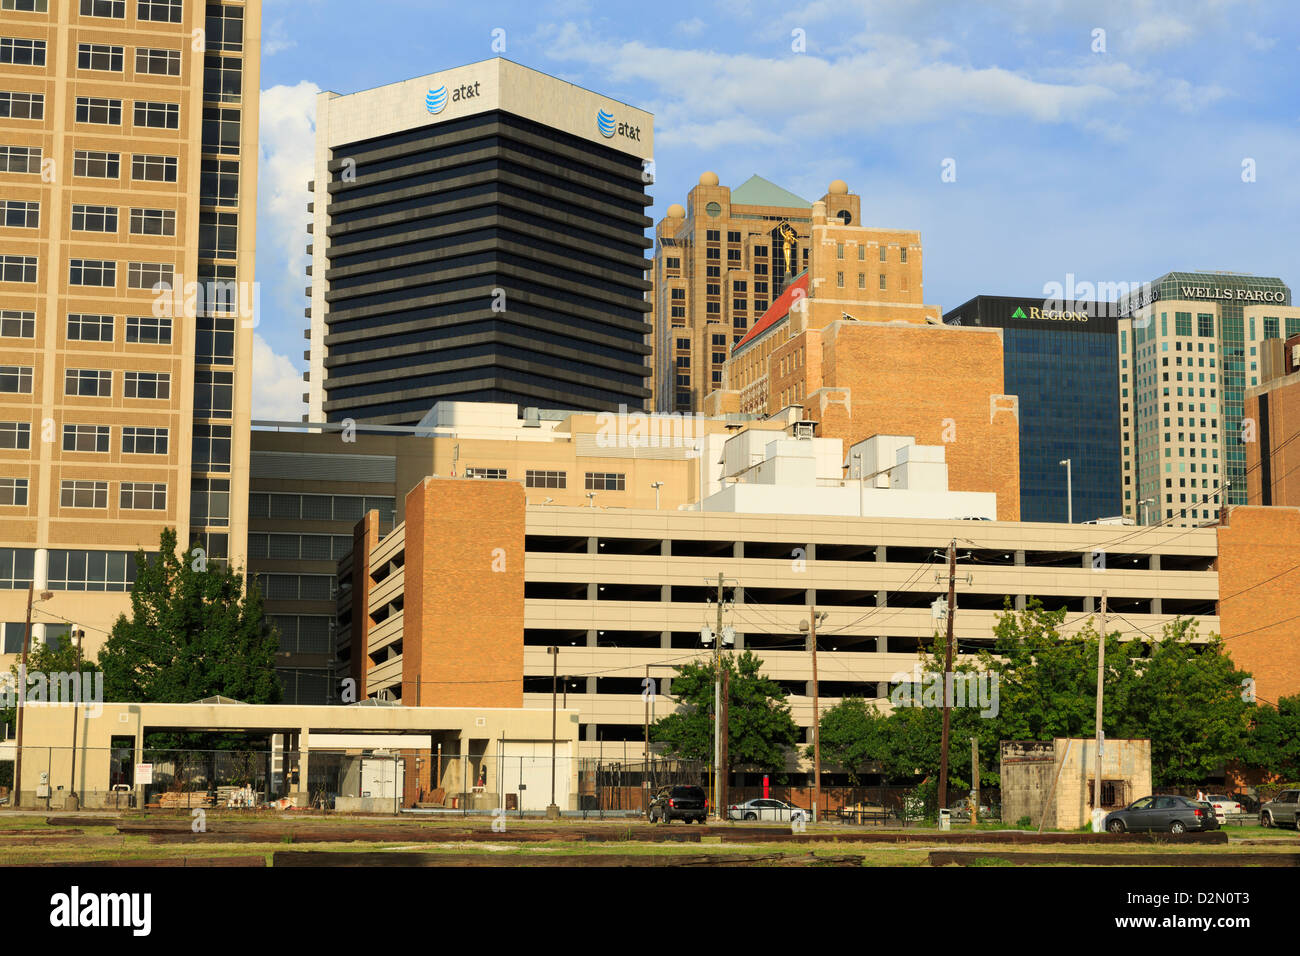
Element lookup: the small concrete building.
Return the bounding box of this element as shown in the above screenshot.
[1000,738,1151,830]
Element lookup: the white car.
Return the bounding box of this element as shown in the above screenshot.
[727,798,808,823]
[1205,794,1242,821]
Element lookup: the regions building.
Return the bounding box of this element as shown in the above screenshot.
[1118,272,1300,526]
[305,58,655,426]
[943,295,1123,524]
[0,0,260,654]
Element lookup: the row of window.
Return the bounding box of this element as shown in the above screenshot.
[0,366,172,399]
[1,39,183,76]
[0,545,146,592]
[476,469,631,491]
[0,93,182,129]
[0,422,170,454]
[2,1,185,23]
[0,200,177,236]
[0,145,180,181]
[248,493,396,524]
[0,257,175,289]
[0,477,167,510]
[249,533,353,563]
[0,311,173,344]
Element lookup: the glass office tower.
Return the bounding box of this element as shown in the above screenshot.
[944,296,1122,523]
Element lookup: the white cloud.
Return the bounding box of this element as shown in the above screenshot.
[675,17,706,36]
[258,80,319,300]
[251,333,306,422]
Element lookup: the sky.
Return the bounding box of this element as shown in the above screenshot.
[251,0,1300,420]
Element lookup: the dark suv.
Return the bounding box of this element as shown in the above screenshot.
[648,785,708,824]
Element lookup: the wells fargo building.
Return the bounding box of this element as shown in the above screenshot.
[0,0,259,658]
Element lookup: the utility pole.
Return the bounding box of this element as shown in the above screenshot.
[13,584,34,807]
[546,646,559,819]
[970,737,979,827]
[67,629,83,809]
[720,666,729,817]
[801,607,827,823]
[713,571,723,821]
[1059,459,1073,524]
[938,539,957,817]
[1092,591,1108,827]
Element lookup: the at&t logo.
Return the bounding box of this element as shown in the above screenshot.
[426,86,448,114]
[596,108,641,142]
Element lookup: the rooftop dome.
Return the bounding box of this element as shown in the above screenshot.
[699,171,720,186]
[666,203,685,218]
[828,179,848,195]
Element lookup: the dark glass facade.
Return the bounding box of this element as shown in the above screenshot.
[319,110,653,424]
[944,296,1122,523]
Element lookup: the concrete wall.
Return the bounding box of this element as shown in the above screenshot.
[1000,738,1151,831]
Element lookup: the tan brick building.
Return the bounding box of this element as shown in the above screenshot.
[0,0,260,658]
[1216,505,1300,704]
[1244,332,1300,508]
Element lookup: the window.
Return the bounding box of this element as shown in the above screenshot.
[77,42,123,71]
[585,472,626,491]
[0,91,43,120]
[62,424,109,452]
[525,470,566,489]
[130,207,175,236]
[71,204,118,232]
[900,247,908,263]
[199,210,238,258]
[133,100,179,129]
[0,422,31,449]
[1,37,46,66]
[192,424,231,471]
[74,149,119,178]
[878,274,886,291]
[205,3,244,51]
[120,481,166,510]
[80,0,124,15]
[60,480,108,509]
[0,255,36,283]
[127,261,173,290]
[190,477,229,525]
[69,259,116,287]
[5,0,51,10]
[75,96,121,125]
[878,246,886,262]
[195,315,231,361]
[65,368,111,397]
[202,106,241,154]
[124,370,169,399]
[137,0,182,22]
[122,426,168,455]
[66,313,113,341]
[135,47,181,75]
[0,145,41,173]
[47,550,138,592]
[0,478,27,507]
[0,310,34,338]
[464,467,507,480]
[126,315,171,345]
[200,158,239,205]
[0,547,35,589]
[836,271,844,288]
[0,366,34,394]
[131,153,177,182]
[203,54,242,100]
[193,369,233,418]
[858,273,865,289]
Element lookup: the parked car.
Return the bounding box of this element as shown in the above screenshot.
[1103,795,1220,834]
[1259,789,1300,829]
[647,785,708,824]
[727,797,808,823]
[1204,794,1242,821]
[1237,793,1261,814]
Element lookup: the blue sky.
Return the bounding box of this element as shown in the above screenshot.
[251,0,1300,419]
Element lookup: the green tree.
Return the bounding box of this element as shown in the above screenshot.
[1242,694,1300,781]
[1111,620,1252,785]
[806,697,888,785]
[651,650,798,772]
[97,528,282,705]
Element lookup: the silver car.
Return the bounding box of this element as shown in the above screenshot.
[727,798,807,823]
[1260,789,1300,829]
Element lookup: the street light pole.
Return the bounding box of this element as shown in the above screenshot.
[546,646,560,819]
[801,609,828,823]
[651,481,663,510]
[1059,458,1073,524]
[13,586,50,809]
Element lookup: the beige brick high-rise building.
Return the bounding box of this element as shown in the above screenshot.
[0,0,259,660]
